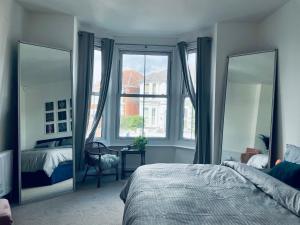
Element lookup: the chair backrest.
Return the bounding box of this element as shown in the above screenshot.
[84,142,110,163]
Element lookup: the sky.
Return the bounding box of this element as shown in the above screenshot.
[92,50,196,90]
[123,54,168,75]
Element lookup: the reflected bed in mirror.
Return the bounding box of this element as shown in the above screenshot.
[18,43,73,203]
[221,50,277,169]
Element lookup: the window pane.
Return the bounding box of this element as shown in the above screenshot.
[119,97,143,137]
[183,97,195,139]
[87,95,102,138]
[87,49,102,138]
[145,55,168,95]
[144,98,167,137]
[122,54,144,94]
[93,49,102,92]
[188,52,196,89]
[119,53,169,138]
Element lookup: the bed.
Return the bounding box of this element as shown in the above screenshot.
[120,161,300,225]
[21,137,73,188]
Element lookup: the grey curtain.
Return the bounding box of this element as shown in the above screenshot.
[177,42,196,107]
[75,31,94,170]
[193,37,212,164]
[86,38,115,142]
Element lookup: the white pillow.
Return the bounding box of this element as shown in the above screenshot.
[247,154,269,169]
[285,144,300,164]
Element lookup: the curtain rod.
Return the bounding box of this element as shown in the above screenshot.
[115,43,176,47]
[95,42,176,48]
[95,37,197,48]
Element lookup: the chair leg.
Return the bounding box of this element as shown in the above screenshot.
[97,168,102,188]
[82,166,89,184]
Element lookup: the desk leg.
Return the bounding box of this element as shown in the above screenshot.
[121,154,125,179]
[141,152,145,165]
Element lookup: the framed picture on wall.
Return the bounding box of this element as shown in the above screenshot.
[58,122,67,132]
[57,100,66,109]
[45,102,54,111]
[58,111,67,121]
[45,112,54,122]
[46,124,55,134]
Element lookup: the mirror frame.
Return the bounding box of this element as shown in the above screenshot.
[17,41,74,204]
[220,49,278,168]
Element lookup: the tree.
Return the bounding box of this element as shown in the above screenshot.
[121,115,143,131]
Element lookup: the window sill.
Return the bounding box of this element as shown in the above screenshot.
[94,137,195,150]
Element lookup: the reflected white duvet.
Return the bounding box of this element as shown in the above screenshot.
[21,147,72,177]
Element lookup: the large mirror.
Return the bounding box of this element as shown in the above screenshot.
[18,43,73,203]
[221,50,277,169]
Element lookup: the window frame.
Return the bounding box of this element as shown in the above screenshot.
[116,50,172,140]
[88,46,106,140]
[179,47,197,141]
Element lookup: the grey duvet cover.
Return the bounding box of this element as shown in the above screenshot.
[120,161,300,225]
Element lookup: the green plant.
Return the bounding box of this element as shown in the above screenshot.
[133,136,148,151]
[120,115,143,131]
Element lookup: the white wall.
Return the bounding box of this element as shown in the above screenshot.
[23,12,75,51]
[20,81,72,149]
[0,0,25,151]
[111,146,175,169]
[0,0,25,202]
[257,0,300,159]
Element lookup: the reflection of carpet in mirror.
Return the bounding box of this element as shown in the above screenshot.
[21,179,73,203]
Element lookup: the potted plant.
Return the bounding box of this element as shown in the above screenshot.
[133,136,148,151]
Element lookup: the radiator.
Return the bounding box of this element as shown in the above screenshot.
[0,150,13,197]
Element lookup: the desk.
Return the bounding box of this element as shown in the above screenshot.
[121,150,145,179]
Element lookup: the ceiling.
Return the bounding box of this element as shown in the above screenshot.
[20,43,71,88]
[18,0,289,37]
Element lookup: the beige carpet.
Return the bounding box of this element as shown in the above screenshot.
[12,180,126,225]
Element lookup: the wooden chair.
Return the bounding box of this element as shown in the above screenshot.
[82,141,120,188]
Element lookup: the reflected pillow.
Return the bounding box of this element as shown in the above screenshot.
[268,161,300,189]
[247,154,268,169]
[35,141,57,149]
[60,137,72,147]
[285,144,300,164]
